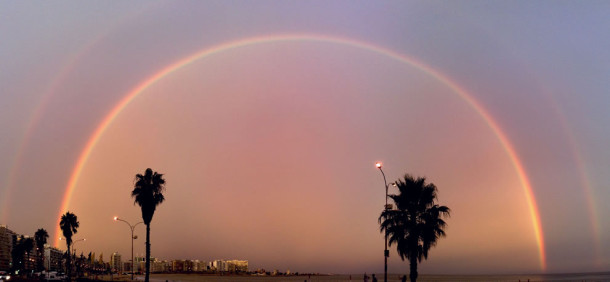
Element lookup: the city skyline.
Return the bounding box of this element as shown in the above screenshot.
[2,224,254,274]
[1,1,610,275]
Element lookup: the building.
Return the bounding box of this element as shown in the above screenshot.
[171,259,184,272]
[110,252,122,273]
[150,258,167,273]
[44,244,64,272]
[191,260,204,272]
[134,256,145,273]
[196,260,208,272]
[212,260,227,272]
[185,260,195,272]
[0,225,16,271]
[0,228,43,272]
[123,262,132,274]
[226,260,248,273]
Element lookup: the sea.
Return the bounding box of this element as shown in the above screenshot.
[144,273,610,282]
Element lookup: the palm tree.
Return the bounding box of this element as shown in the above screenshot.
[11,235,28,275]
[35,228,49,272]
[60,211,79,282]
[379,174,450,282]
[131,168,166,282]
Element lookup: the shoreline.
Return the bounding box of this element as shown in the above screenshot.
[137,272,610,282]
[10,272,609,282]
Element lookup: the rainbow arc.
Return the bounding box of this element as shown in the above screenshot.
[52,34,546,270]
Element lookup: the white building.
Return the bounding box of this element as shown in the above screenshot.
[212,260,227,272]
[110,252,122,273]
[44,244,64,271]
[134,256,145,273]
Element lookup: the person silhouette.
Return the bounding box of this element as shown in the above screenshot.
[371,274,377,282]
[364,273,369,282]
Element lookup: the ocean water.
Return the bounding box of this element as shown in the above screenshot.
[146,272,610,282]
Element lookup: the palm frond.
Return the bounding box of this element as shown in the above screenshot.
[132,168,166,225]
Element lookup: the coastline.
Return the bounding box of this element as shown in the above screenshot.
[133,272,610,282]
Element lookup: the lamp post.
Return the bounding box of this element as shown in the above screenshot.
[60,237,86,255]
[59,237,85,278]
[73,239,85,256]
[376,161,392,282]
[114,216,143,281]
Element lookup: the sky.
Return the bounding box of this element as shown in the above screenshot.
[1,0,609,275]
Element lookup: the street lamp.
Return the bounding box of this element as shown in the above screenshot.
[59,237,85,278]
[72,239,85,257]
[59,238,86,256]
[113,216,143,281]
[376,161,392,282]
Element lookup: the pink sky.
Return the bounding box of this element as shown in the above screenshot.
[1,1,609,274]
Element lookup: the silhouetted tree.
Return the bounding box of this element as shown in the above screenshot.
[60,211,79,282]
[379,174,450,282]
[11,235,24,274]
[9,235,34,275]
[131,168,166,282]
[35,228,49,271]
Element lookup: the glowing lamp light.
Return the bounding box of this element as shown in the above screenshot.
[375,162,382,168]
[113,216,118,221]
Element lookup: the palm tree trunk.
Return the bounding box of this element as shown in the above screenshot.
[145,223,151,282]
[409,255,418,282]
[38,250,43,272]
[67,243,72,282]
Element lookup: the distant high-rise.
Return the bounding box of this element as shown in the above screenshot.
[0,225,16,271]
[44,244,63,271]
[172,259,184,272]
[110,252,122,273]
[1,226,55,272]
[184,260,193,272]
[150,258,167,273]
[227,260,248,273]
[135,256,145,273]
[212,260,226,272]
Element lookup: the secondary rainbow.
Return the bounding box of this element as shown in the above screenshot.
[0,3,165,221]
[53,33,547,269]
